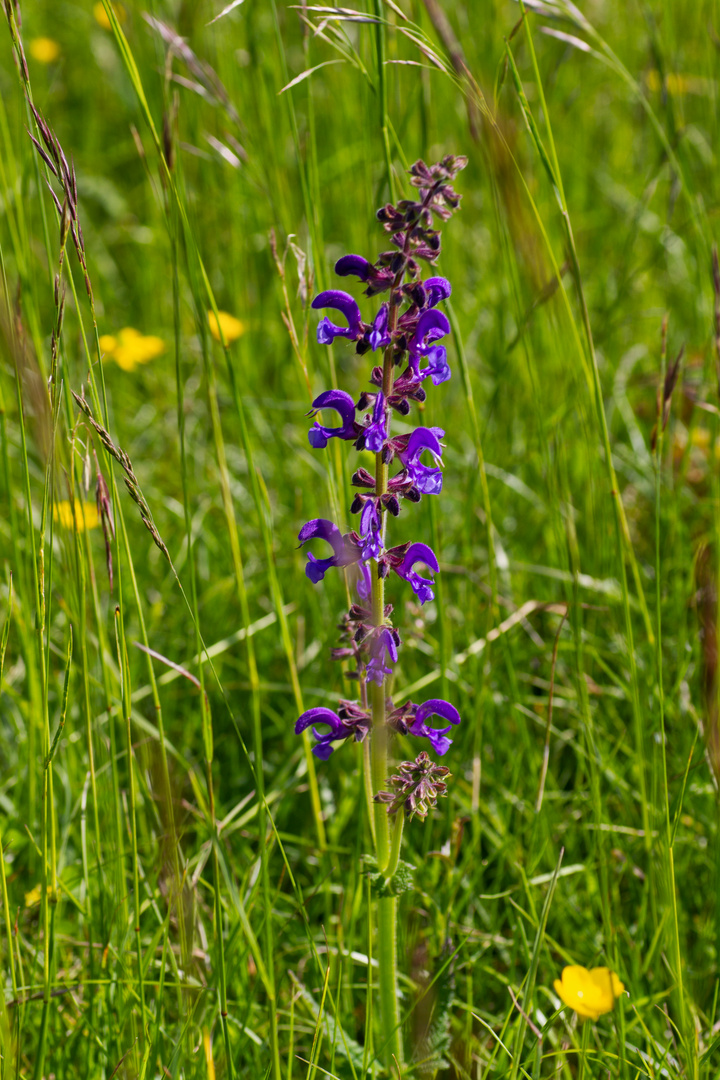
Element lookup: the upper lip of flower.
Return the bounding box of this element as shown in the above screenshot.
[295,703,370,758]
[398,427,445,495]
[312,290,364,343]
[386,541,439,604]
[423,276,452,307]
[307,389,358,448]
[388,697,461,755]
[409,309,450,360]
[298,518,363,582]
[334,254,373,281]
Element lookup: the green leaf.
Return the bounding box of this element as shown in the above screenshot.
[362,855,416,897]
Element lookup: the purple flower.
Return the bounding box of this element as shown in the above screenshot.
[398,427,444,495]
[368,303,391,351]
[408,309,450,378]
[360,499,383,560]
[363,391,387,453]
[420,345,451,385]
[392,542,439,604]
[312,290,364,345]
[334,253,394,295]
[424,277,452,308]
[366,627,400,686]
[298,519,362,583]
[308,389,357,449]
[409,698,461,756]
[335,254,374,281]
[295,701,371,759]
[356,562,372,600]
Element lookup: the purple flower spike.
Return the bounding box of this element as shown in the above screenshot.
[364,392,387,453]
[399,428,444,495]
[299,518,362,582]
[409,698,461,756]
[360,499,383,560]
[312,290,364,344]
[424,277,452,308]
[308,389,357,449]
[366,627,400,686]
[368,304,391,351]
[335,254,373,281]
[408,309,451,374]
[393,542,439,604]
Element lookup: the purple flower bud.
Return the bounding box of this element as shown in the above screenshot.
[312,290,364,344]
[352,467,376,488]
[308,389,358,448]
[391,542,439,604]
[368,303,391,352]
[298,518,362,582]
[363,391,387,453]
[398,427,444,495]
[409,698,461,756]
[374,750,451,819]
[335,254,373,281]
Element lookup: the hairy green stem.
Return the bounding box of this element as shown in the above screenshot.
[370,306,403,1070]
[384,811,405,882]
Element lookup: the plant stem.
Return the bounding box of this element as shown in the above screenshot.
[377,895,402,1069]
[384,811,405,882]
[369,295,404,1070]
[654,340,691,1075]
[577,1019,591,1080]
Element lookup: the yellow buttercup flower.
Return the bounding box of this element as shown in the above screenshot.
[25,885,42,908]
[54,499,99,531]
[646,69,710,97]
[100,327,165,372]
[554,966,625,1021]
[29,37,61,64]
[93,2,126,29]
[208,309,245,345]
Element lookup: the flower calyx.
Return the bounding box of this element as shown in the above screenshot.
[374,750,451,820]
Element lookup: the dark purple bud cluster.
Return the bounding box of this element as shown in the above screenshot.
[295,156,466,786]
[374,751,451,821]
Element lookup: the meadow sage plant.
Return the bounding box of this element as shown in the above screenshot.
[295,155,466,1066]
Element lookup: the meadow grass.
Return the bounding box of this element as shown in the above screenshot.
[0,0,719,1076]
